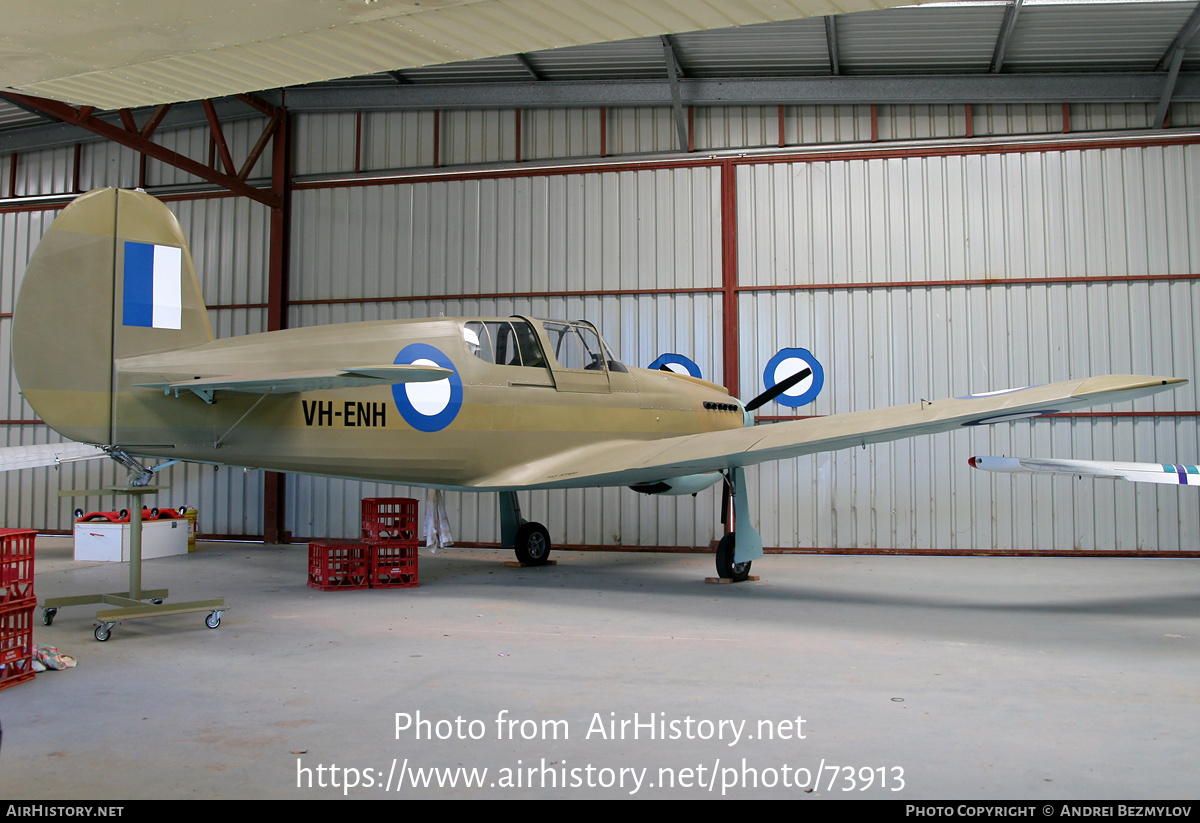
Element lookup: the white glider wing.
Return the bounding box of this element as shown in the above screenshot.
[0,442,108,472]
[969,455,1199,486]
[471,374,1186,490]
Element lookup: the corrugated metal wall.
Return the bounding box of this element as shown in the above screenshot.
[1,103,1197,552]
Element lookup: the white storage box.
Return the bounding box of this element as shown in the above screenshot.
[73,518,189,562]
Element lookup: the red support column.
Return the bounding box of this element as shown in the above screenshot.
[433,110,441,168]
[600,107,607,158]
[263,108,292,545]
[720,160,739,399]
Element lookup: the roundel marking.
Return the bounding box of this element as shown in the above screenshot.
[648,353,702,379]
[763,348,824,408]
[392,343,463,432]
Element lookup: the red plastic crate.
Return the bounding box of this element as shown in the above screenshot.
[362,497,418,543]
[369,541,419,588]
[0,599,35,691]
[0,529,35,604]
[307,542,369,591]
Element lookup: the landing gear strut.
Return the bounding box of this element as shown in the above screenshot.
[715,467,763,582]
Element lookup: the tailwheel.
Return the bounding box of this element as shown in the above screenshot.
[715,533,751,582]
[513,522,551,566]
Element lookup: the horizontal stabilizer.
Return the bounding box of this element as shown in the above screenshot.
[969,455,1199,486]
[0,442,108,472]
[135,363,452,398]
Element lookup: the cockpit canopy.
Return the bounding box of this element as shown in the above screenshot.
[462,318,628,373]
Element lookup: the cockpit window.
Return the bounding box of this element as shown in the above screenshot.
[542,320,628,373]
[463,320,547,368]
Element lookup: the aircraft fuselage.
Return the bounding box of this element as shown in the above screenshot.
[93,316,744,489]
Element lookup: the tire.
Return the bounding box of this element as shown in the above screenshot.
[513,522,551,566]
[715,533,751,582]
[205,612,221,629]
[42,608,56,626]
[94,625,111,642]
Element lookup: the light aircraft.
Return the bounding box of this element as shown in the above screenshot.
[9,188,1187,580]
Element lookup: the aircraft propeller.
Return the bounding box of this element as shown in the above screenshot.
[743,366,812,412]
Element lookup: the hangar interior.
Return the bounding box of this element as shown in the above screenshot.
[0,0,1197,556]
[3,0,1200,802]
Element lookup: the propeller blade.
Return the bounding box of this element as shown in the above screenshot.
[744,366,812,412]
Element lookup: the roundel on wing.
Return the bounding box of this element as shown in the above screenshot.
[392,344,463,432]
[763,348,824,408]
[648,353,702,379]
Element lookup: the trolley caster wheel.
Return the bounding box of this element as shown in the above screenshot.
[94,623,113,642]
[42,608,57,626]
[73,508,84,520]
[205,611,221,629]
[151,598,164,605]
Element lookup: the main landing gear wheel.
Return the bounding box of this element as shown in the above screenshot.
[715,533,751,583]
[513,522,551,566]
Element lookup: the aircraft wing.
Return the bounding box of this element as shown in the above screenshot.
[0,442,108,472]
[134,364,452,397]
[969,455,1199,486]
[471,374,1187,490]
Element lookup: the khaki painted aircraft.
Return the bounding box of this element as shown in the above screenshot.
[9,188,1187,580]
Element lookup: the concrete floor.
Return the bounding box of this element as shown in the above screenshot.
[1,536,1198,800]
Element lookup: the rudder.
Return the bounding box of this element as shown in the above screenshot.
[12,188,213,445]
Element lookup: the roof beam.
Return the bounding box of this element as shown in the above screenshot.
[0,92,279,207]
[825,16,840,76]
[990,0,1024,74]
[514,53,542,81]
[1156,3,1200,72]
[661,35,690,152]
[1154,46,1186,128]
[4,74,1200,155]
[274,73,1200,111]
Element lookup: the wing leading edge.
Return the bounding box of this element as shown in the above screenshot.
[468,374,1186,490]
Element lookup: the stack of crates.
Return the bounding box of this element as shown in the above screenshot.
[0,529,36,691]
[306,498,419,590]
[362,498,418,588]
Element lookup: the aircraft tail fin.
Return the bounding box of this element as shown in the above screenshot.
[12,188,213,445]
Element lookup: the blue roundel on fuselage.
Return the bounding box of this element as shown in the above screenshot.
[392,344,463,432]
